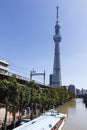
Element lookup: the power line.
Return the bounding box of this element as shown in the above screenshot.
[10,66,30,75]
[0,56,31,76]
[10,63,30,72]
[0,56,30,72]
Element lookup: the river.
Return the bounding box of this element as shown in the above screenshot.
[57,98,87,130]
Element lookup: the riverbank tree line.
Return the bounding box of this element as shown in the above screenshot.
[83,94,87,108]
[0,77,75,115]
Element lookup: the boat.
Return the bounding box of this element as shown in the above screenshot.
[13,109,67,130]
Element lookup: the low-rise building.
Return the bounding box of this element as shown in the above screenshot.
[0,60,9,74]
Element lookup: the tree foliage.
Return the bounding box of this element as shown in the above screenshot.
[0,77,75,114]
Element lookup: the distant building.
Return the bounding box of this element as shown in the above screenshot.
[76,89,81,95]
[0,60,9,74]
[49,74,53,86]
[81,88,87,95]
[68,84,76,95]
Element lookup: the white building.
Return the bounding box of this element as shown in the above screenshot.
[0,60,9,74]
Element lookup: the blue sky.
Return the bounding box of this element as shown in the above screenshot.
[0,0,87,89]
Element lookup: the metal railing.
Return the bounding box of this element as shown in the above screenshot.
[0,71,49,87]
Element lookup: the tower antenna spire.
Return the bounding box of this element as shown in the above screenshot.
[56,6,58,23]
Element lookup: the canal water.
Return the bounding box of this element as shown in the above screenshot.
[57,98,87,130]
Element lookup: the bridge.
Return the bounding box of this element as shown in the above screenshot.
[0,72,49,88]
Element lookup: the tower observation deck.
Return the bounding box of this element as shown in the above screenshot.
[50,6,62,87]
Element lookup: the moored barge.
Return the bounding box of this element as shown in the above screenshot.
[13,109,67,130]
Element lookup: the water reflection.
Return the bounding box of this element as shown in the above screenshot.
[57,98,87,130]
[57,99,76,115]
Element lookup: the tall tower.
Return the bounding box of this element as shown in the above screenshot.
[52,6,62,87]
